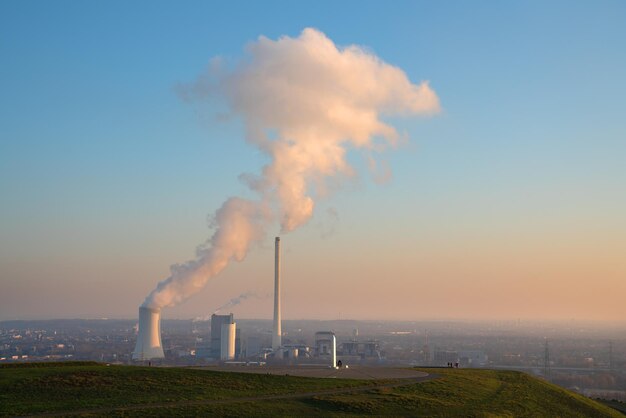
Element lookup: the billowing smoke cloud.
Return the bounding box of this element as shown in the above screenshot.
[142,28,440,309]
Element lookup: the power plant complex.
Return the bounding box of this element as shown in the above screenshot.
[133,237,338,367]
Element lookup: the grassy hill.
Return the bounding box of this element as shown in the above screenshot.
[0,362,622,417]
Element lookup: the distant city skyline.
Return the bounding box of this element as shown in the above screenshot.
[1,1,625,321]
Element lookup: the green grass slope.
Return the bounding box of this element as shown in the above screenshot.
[0,362,621,417]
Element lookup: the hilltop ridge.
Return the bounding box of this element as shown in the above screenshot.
[0,362,621,417]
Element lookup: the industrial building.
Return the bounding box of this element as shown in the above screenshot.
[315,331,337,368]
[338,339,381,360]
[210,313,234,358]
[220,317,236,361]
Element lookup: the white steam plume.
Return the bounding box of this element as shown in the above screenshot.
[143,198,268,309]
[213,291,257,314]
[192,291,259,322]
[143,28,440,310]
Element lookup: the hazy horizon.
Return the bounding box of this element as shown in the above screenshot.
[3,315,626,327]
[2,1,625,322]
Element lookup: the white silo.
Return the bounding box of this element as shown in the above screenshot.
[220,322,236,360]
[132,306,165,360]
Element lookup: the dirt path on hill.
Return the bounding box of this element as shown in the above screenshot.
[202,364,431,380]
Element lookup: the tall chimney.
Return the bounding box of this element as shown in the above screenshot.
[272,236,282,350]
[132,306,165,360]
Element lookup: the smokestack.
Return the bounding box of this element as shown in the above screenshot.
[132,306,165,360]
[272,236,282,350]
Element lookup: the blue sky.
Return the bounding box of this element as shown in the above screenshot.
[1,1,625,320]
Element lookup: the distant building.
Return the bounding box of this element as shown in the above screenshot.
[458,350,488,367]
[245,335,262,358]
[315,331,336,368]
[343,340,359,356]
[210,313,234,358]
[337,340,381,360]
[363,340,380,358]
[434,350,458,365]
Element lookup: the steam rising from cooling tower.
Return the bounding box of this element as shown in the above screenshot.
[140,27,440,311]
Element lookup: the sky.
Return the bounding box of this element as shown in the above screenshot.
[1,1,625,321]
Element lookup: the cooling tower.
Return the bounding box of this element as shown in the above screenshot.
[272,236,282,350]
[132,306,165,360]
[220,322,236,360]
